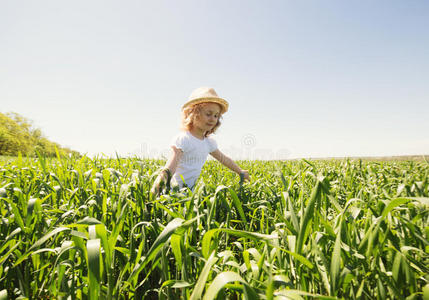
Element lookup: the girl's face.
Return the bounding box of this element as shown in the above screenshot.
[194,103,221,132]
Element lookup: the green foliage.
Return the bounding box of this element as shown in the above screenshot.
[0,112,80,157]
[0,156,428,299]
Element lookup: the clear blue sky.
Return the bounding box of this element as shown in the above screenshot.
[1,0,428,159]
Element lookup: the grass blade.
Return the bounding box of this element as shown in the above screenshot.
[296,181,321,254]
[87,239,101,300]
[189,251,218,300]
[202,271,257,300]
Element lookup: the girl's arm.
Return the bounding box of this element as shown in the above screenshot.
[164,146,183,174]
[210,149,250,181]
[151,146,183,195]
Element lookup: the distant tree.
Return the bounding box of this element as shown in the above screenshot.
[0,113,31,155]
[0,112,81,157]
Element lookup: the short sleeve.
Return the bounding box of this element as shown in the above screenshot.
[207,136,218,153]
[170,133,188,152]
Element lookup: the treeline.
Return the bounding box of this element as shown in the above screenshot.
[0,112,80,157]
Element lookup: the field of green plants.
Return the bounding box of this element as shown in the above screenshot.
[0,154,428,299]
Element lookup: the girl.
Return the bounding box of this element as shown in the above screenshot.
[151,87,250,195]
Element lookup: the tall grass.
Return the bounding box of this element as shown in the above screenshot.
[0,155,428,299]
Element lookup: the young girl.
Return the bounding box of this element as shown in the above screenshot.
[151,87,250,195]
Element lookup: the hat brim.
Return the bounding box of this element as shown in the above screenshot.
[182,97,229,113]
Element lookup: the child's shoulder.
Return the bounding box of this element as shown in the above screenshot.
[205,134,218,147]
[172,130,191,140]
[170,131,191,146]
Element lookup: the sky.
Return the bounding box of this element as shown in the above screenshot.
[1,0,428,160]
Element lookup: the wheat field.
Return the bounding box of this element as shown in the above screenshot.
[0,154,428,299]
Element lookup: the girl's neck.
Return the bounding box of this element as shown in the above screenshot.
[189,127,206,140]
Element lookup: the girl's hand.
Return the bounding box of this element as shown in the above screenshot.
[150,176,163,196]
[240,170,250,182]
[151,169,171,196]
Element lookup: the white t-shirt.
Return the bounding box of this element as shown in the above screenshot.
[170,131,218,188]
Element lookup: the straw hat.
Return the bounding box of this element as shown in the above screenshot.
[182,87,229,113]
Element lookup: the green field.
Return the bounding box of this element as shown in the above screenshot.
[0,155,428,299]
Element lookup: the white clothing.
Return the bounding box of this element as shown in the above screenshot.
[170,131,218,188]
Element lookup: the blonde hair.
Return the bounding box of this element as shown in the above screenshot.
[181,102,223,137]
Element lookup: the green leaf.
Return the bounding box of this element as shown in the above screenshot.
[296,181,321,254]
[274,289,337,300]
[77,217,102,225]
[331,224,342,294]
[3,198,26,233]
[30,227,71,251]
[189,251,218,300]
[128,218,186,282]
[381,198,411,219]
[423,284,429,300]
[171,232,183,271]
[227,188,247,223]
[280,248,314,269]
[87,239,101,300]
[214,185,247,223]
[161,280,193,289]
[95,223,112,270]
[202,271,257,300]
[202,228,277,259]
[284,192,299,233]
[26,197,40,226]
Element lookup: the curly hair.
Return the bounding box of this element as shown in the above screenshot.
[181,102,223,137]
